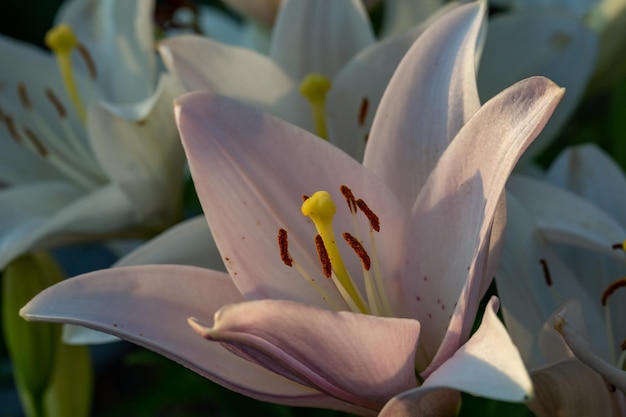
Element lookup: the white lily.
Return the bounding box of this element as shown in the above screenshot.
[0,0,186,269]
[496,144,626,415]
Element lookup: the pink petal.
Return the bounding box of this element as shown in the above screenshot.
[269,0,375,81]
[554,300,626,394]
[404,77,564,370]
[190,299,420,410]
[381,297,532,416]
[175,91,408,311]
[378,389,460,417]
[363,1,484,209]
[528,359,617,417]
[20,265,365,412]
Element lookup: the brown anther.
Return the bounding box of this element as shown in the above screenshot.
[340,185,357,213]
[539,258,552,287]
[76,43,97,80]
[3,115,23,144]
[343,232,371,271]
[612,242,625,250]
[358,97,369,127]
[24,128,48,157]
[621,339,626,351]
[302,195,310,203]
[277,228,292,267]
[601,277,626,306]
[356,199,380,232]
[45,88,67,119]
[17,83,32,109]
[315,234,332,278]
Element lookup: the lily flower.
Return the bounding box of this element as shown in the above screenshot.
[495,145,626,415]
[22,3,564,415]
[0,0,186,269]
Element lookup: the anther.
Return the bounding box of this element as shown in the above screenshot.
[3,114,23,143]
[343,232,371,271]
[45,88,67,119]
[621,339,626,351]
[356,199,380,232]
[601,277,626,306]
[277,229,293,267]
[340,185,357,213]
[612,241,626,251]
[539,258,552,286]
[76,44,97,79]
[302,195,309,203]
[315,235,332,278]
[17,83,31,109]
[358,97,369,127]
[24,128,48,157]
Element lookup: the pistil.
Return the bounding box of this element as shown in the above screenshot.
[45,25,86,122]
[302,191,367,313]
[299,73,331,140]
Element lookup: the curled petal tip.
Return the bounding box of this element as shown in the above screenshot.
[187,317,212,339]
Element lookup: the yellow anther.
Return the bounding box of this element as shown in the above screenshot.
[45,24,86,123]
[299,73,331,140]
[302,191,366,312]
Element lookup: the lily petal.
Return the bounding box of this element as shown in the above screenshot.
[21,266,367,413]
[507,174,626,256]
[190,299,420,411]
[528,358,617,417]
[380,297,532,416]
[0,183,135,269]
[158,35,310,130]
[175,91,408,311]
[478,7,597,162]
[554,300,626,394]
[496,192,608,367]
[269,0,375,81]
[56,0,157,103]
[404,77,564,368]
[546,144,626,225]
[88,74,185,224]
[363,1,484,209]
[115,215,221,269]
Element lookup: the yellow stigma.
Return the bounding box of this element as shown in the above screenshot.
[302,191,366,312]
[45,24,86,123]
[299,73,331,140]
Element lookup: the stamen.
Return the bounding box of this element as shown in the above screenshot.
[622,339,626,351]
[45,88,67,119]
[358,97,369,127]
[302,191,367,312]
[601,277,626,306]
[23,128,48,157]
[299,73,331,140]
[76,43,97,80]
[356,199,380,232]
[17,83,31,109]
[277,228,292,267]
[314,235,332,278]
[2,113,24,143]
[277,229,343,309]
[343,232,370,271]
[612,241,626,250]
[45,24,86,122]
[539,258,552,286]
[340,185,357,213]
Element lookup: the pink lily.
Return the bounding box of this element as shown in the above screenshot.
[21,3,564,415]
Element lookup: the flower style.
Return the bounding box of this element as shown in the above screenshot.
[22,3,564,415]
[0,0,186,269]
[495,145,626,415]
